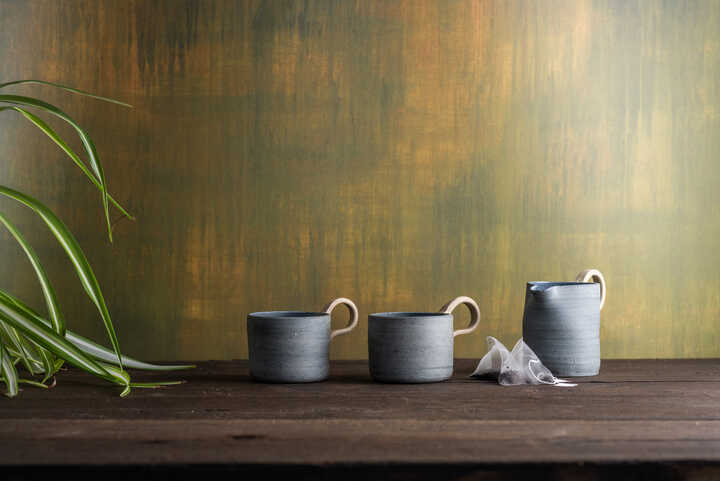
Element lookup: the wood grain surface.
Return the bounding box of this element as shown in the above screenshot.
[0,1,718,361]
[1,359,719,479]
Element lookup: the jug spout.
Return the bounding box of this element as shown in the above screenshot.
[527,281,603,305]
[528,282,554,296]
[527,281,575,301]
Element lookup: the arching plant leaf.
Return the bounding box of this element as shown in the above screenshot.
[3,291,193,372]
[0,80,133,107]
[0,106,133,220]
[0,212,64,336]
[0,290,119,385]
[0,186,123,369]
[0,94,113,241]
[0,344,19,398]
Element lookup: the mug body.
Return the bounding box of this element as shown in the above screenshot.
[368,312,454,383]
[247,311,331,383]
[522,282,601,377]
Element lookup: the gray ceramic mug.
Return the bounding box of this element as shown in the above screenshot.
[247,297,359,383]
[368,296,481,383]
[522,269,606,377]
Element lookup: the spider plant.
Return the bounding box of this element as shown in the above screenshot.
[0,80,192,398]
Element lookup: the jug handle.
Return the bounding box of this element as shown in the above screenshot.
[323,297,359,340]
[576,269,606,311]
[440,296,481,338]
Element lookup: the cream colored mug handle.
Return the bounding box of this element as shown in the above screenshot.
[576,269,606,311]
[440,296,481,338]
[323,297,359,340]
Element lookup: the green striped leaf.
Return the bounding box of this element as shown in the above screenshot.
[36,343,58,383]
[0,344,19,398]
[0,290,119,385]
[0,80,132,107]
[0,94,113,242]
[19,379,50,389]
[0,212,65,336]
[0,187,123,370]
[0,322,37,374]
[3,291,193,372]
[0,106,133,220]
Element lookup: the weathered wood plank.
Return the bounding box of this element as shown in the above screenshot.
[3,419,720,465]
[2,360,718,422]
[0,359,719,470]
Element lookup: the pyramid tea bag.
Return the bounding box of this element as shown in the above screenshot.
[471,337,576,386]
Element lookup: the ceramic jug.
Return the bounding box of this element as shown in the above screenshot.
[522,269,606,377]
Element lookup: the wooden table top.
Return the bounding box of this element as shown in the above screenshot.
[2,359,720,480]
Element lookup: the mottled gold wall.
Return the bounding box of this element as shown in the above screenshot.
[0,0,718,360]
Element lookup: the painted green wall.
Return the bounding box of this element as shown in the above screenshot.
[0,0,718,360]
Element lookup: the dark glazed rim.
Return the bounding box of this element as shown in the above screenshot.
[369,312,450,319]
[248,311,329,319]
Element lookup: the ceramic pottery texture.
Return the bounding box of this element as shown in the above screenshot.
[522,282,601,377]
[368,313,455,383]
[247,312,331,383]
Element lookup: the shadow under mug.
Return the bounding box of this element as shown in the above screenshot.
[368,296,481,383]
[247,298,359,383]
